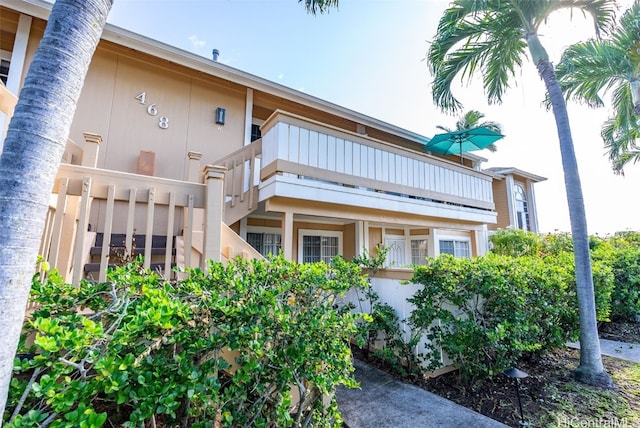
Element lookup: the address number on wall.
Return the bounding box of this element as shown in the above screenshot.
[135,92,169,129]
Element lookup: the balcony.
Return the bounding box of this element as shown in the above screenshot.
[220,110,496,225]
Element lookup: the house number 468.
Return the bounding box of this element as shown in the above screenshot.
[135,92,169,129]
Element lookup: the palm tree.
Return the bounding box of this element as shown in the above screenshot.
[0,0,114,417]
[555,1,640,174]
[436,110,502,152]
[428,0,616,388]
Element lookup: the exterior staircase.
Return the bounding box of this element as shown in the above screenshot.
[83,233,176,280]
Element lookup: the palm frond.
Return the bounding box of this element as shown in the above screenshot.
[300,0,338,15]
[556,40,632,107]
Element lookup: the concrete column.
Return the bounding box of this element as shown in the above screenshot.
[202,165,226,266]
[187,151,203,182]
[281,210,294,260]
[82,132,102,168]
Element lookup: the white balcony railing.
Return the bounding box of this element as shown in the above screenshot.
[259,111,494,212]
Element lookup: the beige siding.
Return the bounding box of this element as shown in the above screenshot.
[68,44,246,180]
[491,180,510,231]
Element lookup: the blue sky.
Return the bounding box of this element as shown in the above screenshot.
[106,0,639,235]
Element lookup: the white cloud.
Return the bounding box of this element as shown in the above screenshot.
[188,34,206,48]
[278,73,284,80]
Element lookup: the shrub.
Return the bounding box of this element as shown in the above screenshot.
[593,243,640,321]
[489,228,542,257]
[6,255,365,427]
[408,254,576,382]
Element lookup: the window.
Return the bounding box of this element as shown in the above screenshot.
[383,235,429,267]
[439,239,470,258]
[410,239,429,265]
[299,230,342,263]
[514,184,530,231]
[250,123,261,142]
[247,231,281,256]
[383,237,405,267]
[0,59,9,85]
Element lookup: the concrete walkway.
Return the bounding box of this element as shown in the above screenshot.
[336,358,508,428]
[567,338,640,363]
[336,339,640,428]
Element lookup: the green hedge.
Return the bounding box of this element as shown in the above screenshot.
[408,254,577,382]
[6,255,365,428]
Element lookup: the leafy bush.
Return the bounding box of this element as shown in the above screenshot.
[592,239,640,321]
[408,254,576,382]
[6,255,365,427]
[489,228,542,257]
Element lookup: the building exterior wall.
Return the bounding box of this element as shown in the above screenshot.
[490,179,510,231]
[70,44,247,180]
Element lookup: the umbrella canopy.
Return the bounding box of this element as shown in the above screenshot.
[425,126,504,163]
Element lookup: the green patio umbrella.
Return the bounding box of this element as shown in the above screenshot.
[425,126,504,164]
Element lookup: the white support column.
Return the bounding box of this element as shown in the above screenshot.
[281,211,294,260]
[1,13,32,150]
[504,174,517,228]
[362,221,370,254]
[354,220,364,256]
[244,88,254,146]
[430,228,439,256]
[527,181,540,233]
[203,165,226,266]
[474,225,489,256]
[239,217,248,240]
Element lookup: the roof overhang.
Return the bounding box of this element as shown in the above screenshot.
[485,167,547,183]
[4,0,434,148]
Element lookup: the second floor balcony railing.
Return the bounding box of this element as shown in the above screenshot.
[260,110,493,207]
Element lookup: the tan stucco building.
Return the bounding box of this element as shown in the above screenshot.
[1,2,546,354]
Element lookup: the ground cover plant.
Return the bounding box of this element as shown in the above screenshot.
[4,255,366,427]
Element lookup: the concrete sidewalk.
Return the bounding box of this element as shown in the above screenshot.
[336,359,508,428]
[567,338,640,363]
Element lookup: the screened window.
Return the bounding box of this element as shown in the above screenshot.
[0,59,9,85]
[514,184,530,231]
[383,236,429,267]
[247,232,281,256]
[250,124,262,142]
[410,239,429,265]
[299,230,341,263]
[439,240,470,258]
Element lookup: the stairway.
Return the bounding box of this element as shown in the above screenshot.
[83,233,176,279]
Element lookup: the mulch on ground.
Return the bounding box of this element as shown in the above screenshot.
[353,320,640,428]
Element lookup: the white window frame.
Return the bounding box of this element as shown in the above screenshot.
[437,236,471,258]
[0,50,10,86]
[298,229,343,263]
[382,230,430,268]
[246,226,282,257]
[410,235,430,266]
[514,183,530,231]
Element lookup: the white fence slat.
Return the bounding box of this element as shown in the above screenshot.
[165,191,176,278]
[99,184,116,283]
[72,177,92,285]
[144,187,155,269]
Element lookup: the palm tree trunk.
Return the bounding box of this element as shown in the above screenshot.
[537,58,614,388]
[0,0,113,417]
